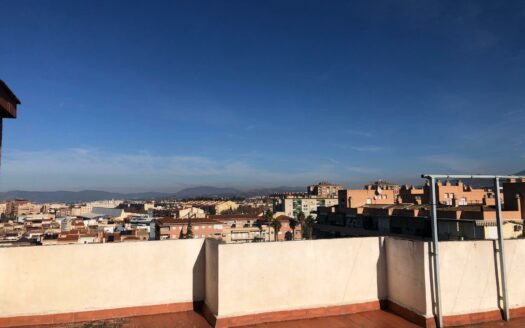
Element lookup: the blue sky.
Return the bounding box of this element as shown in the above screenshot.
[1,0,525,192]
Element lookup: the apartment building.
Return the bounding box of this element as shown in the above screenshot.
[182,200,239,215]
[210,213,267,243]
[154,218,223,240]
[318,179,525,241]
[173,206,206,219]
[307,182,342,198]
[398,180,496,205]
[338,183,397,209]
[6,200,42,218]
[273,195,338,218]
[0,201,6,216]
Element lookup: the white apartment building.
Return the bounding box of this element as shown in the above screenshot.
[273,195,338,218]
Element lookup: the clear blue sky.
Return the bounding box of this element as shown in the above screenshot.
[1,0,524,192]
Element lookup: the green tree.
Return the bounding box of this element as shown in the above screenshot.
[297,211,305,223]
[264,209,274,241]
[270,218,282,241]
[254,219,264,242]
[185,219,194,239]
[303,215,315,240]
[179,228,185,240]
[297,211,306,240]
[289,217,298,241]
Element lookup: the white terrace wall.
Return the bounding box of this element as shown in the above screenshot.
[2,235,525,326]
[439,239,525,316]
[0,239,205,318]
[386,238,525,320]
[207,237,388,319]
[385,238,433,318]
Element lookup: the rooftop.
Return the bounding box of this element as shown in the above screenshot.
[16,309,525,328]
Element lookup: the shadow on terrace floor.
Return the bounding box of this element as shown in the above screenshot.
[18,310,525,328]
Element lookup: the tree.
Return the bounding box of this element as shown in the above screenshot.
[179,228,185,240]
[303,215,315,240]
[296,211,306,240]
[264,210,274,241]
[185,218,194,239]
[289,217,298,240]
[270,218,282,241]
[254,219,264,242]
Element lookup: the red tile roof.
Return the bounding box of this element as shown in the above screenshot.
[156,218,221,226]
[209,214,262,220]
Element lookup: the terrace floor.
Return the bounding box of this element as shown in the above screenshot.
[18,310,525,328]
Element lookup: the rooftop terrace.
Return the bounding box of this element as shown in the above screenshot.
[2,237,525,327]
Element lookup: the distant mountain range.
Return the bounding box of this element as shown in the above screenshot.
[0,186,304,203]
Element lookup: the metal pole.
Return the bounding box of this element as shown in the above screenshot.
[430,177,443,328]
[494,177,510,321]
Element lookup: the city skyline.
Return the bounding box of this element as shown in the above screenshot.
[1,1,525,191]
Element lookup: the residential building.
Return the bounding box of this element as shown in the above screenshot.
[273,195,338,218]
[318,179,525,241]
[154,218,223,240]
[173,206,206,219]
[6,200,42,218]
[182,200,239,214]
[307,182,342,198]
[210,213,267,243]
[338,183,397,209]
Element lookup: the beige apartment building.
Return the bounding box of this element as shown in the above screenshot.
[319,179,525,241]
[182,200,239,215]
[6,200,42,218]
[0,202,6,216]
[338,180,398,209]
[398,180,496,206]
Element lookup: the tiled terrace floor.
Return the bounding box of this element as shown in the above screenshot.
[18,310,525,328]
[239,310,420,328]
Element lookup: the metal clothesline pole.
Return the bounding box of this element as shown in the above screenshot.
[421,174,518,325]
[494,177,510,321]
[429,176,443,328]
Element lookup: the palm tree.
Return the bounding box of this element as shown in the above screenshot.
[297,211,306,240]
[297,211,305,223]
[254,219,264,242]
[304,215,315,240]
[264,209,273,241]
[270,218,282,241]
[289,217,298,240]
